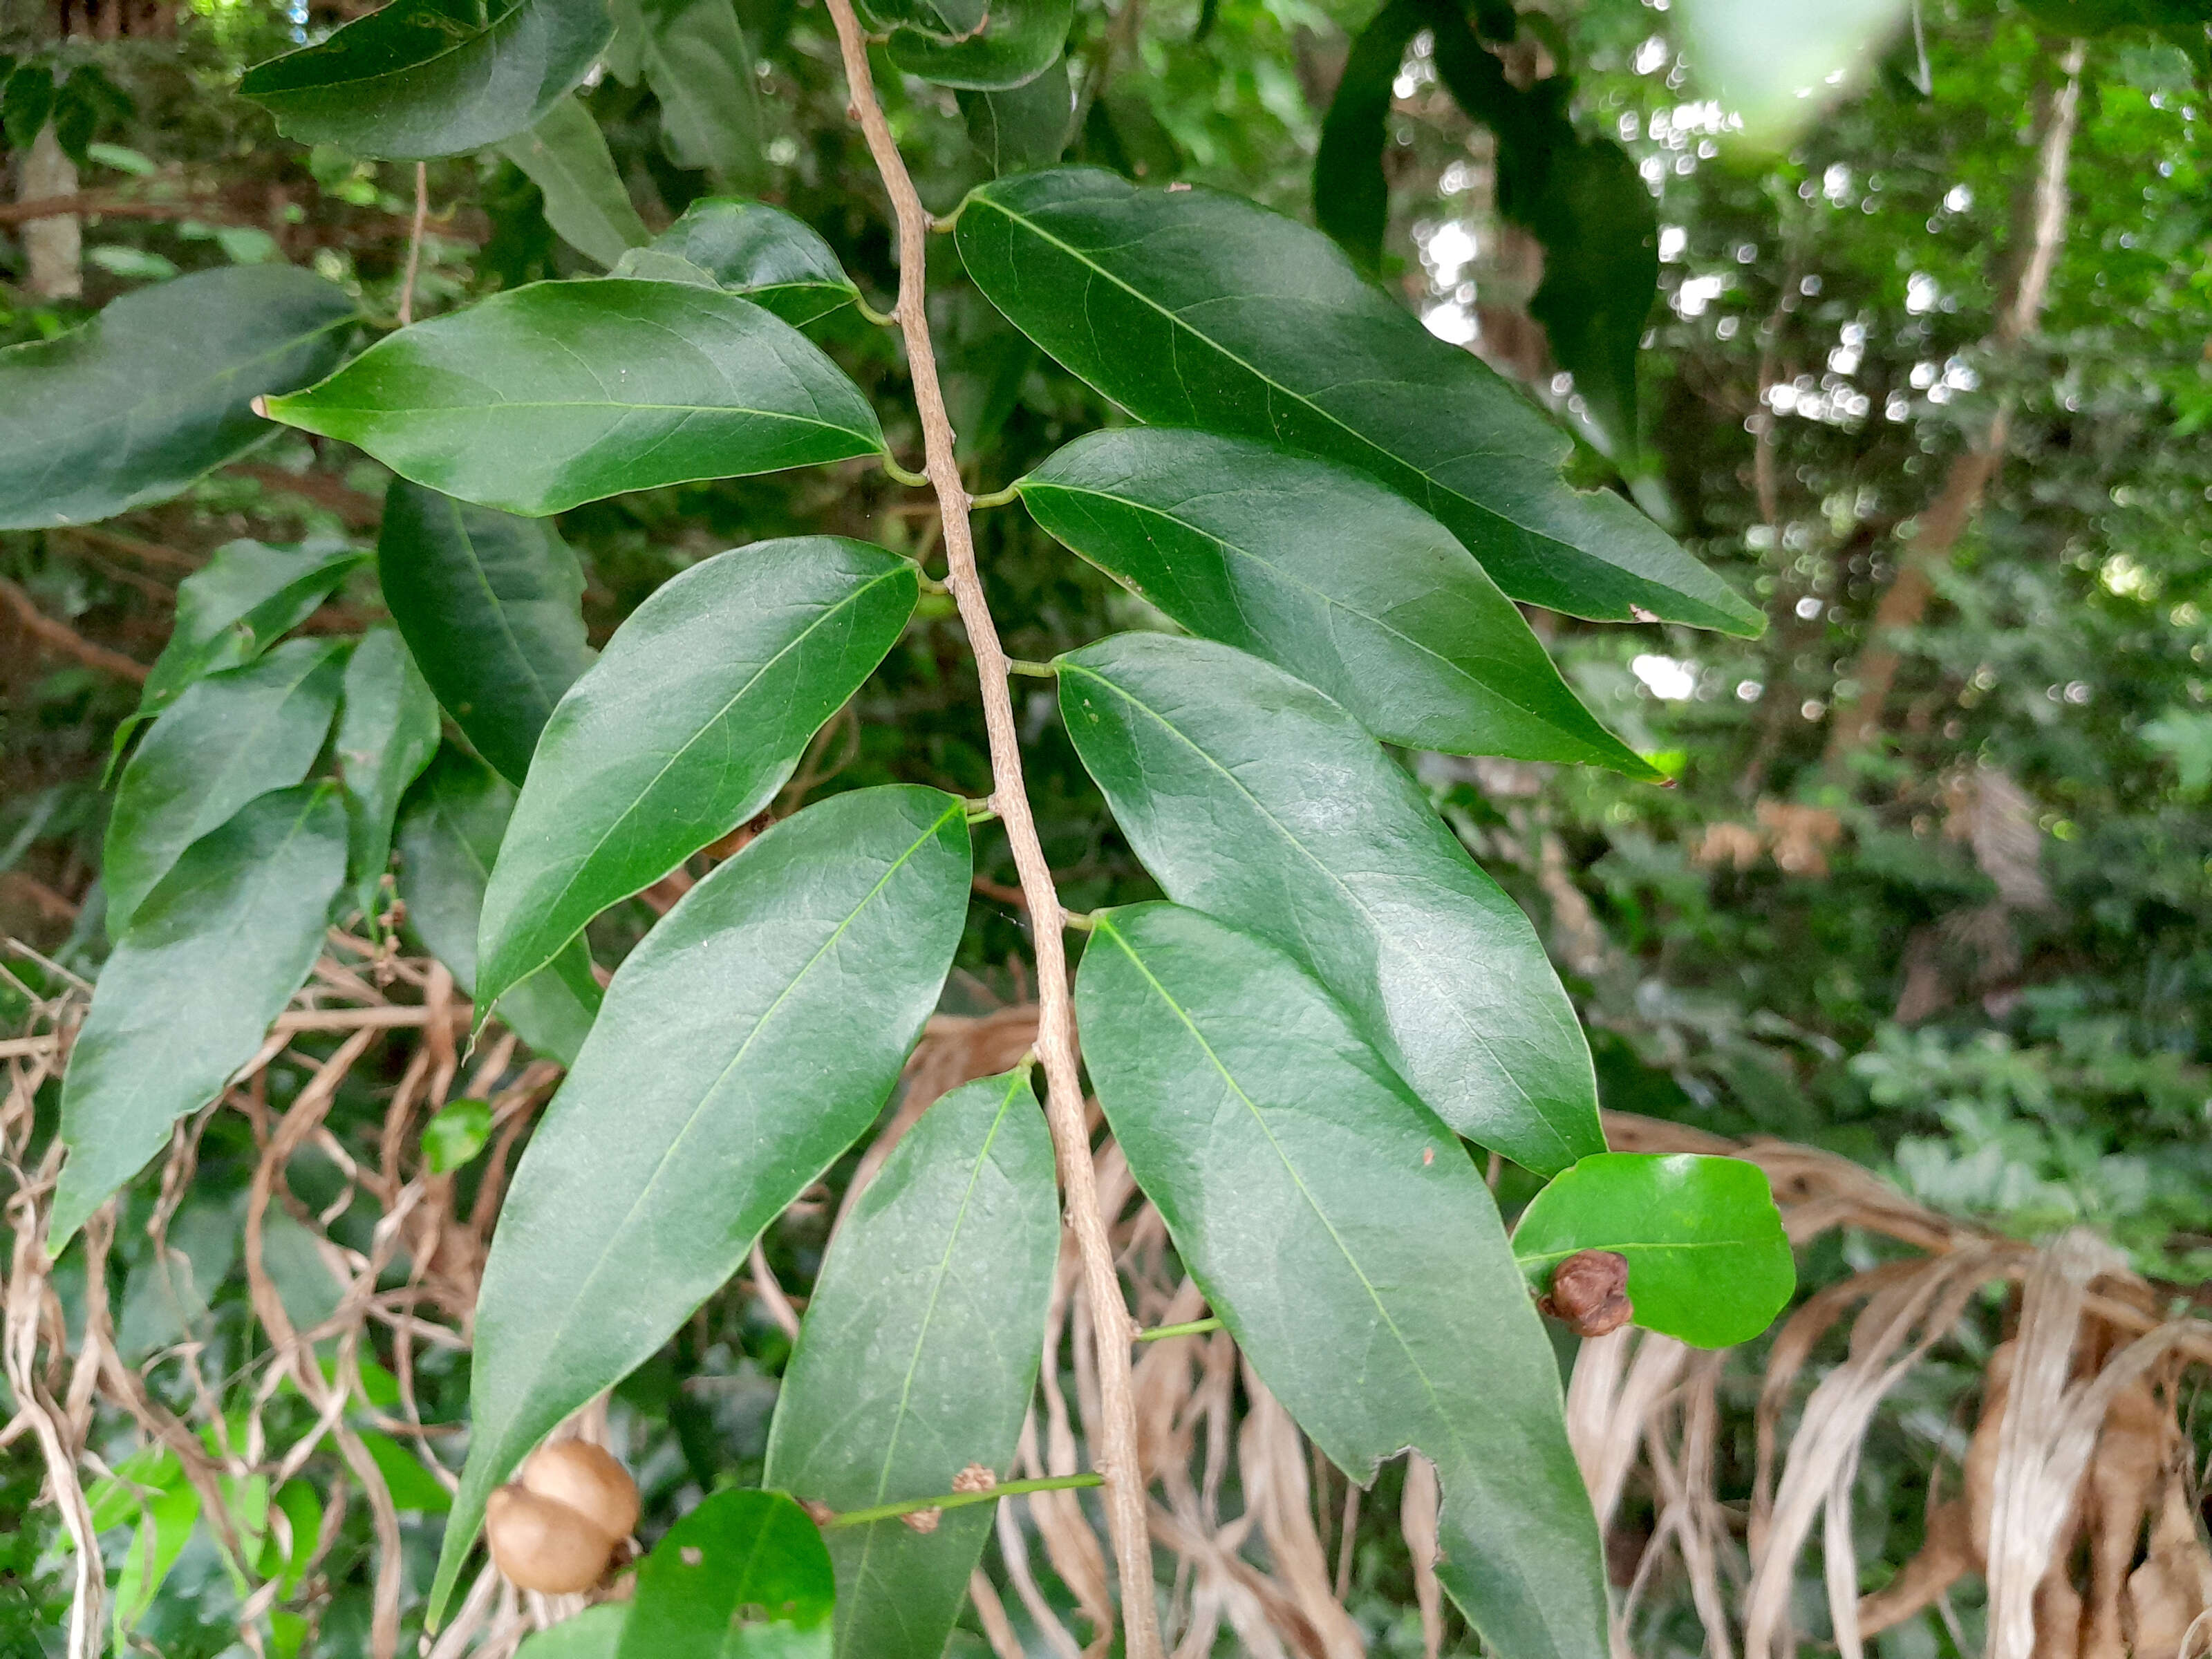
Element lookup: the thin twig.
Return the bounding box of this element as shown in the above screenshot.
[814,15,1161,1653]
[0,577,149,684]
[397,163,429,328]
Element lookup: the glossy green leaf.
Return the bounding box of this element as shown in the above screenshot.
[377,479,595,785]
[618,1489,834,1659]
[392,744,602,1064]
[1022,429,1653,773]
[237,0,612,160]
[959,56,1074,176]
[475,536,918,1012]
[0,265,355,531]
[765,1068,1056,1659]
[132,538,367,738]
[336,626,442,912]
[1510,1152,1794,1349]
[422,1098,494,1174]
[102,639,346,937]
[955,168,1759,634]
[497,95,650,268]
[519,1605,628,1658]
[54,785,348,1246]
[1077,901,1609,1659]
[1059,632,1601,1174]
[429,786,971,1623]
[863,0,1071,88]
[610,0,764,182]
[265,280,885,517]
[610,197,859,325]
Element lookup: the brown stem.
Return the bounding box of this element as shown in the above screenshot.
[816,17,1161,1654]
[398,163,429,328]
[0,576,150,684]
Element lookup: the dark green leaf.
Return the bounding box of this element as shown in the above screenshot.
[422,1098,494,1174]
[1076,901,1609,1659]
[429,786,971,1623]
[862,0,1071,89]
[265,280,883,516]
[335,627,442,910]
[610,0,765,182]
[518,1605,628,1658]
[608,197,858,325]
[617,1489,834,1659]
[496,95,651,268]
[765,1068,1056,1659]
[475,536,917,1011]
[2,64,54,151]
[54,785,349,1245]
[1058,632,1602,1174]
[959,57,1074,176]
[392,744,603,1064]
[51,75,100,162]
[1311,0,1425,271]
[1021,429,1653,773]
[377,480,595,785]
[1074,87,1182,182]
[0,266,355,531]
[102,639,346,936]
[1510,1152,1794,1349]
[955,168,1759,634]
[237,0,613,160]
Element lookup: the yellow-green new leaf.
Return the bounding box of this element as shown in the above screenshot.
[429,786,971,1624]
[265,281,883,517]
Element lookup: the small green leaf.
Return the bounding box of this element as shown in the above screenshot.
[2,64,55,151]
[135,539,366,725]
[959,56,1074,175]
[265,281,884,516]
[336,626,442,913]
[237,0,613,160]
[519,1605,629,1657]
[475,536,917,1013]
[765,1069,1056,1659]
[55,785,350,1246]
[863,0,1071,88]
[392,744,602,1064]
[1058,632,1602,1174]
[610,197,859,325]
[422,1098,494,1174]
[1077,902,1609,1659]
[112,1474,200,1645]
[358,1429,456,1513]
[497,95,651,268]
[103,639,346,936]
[611,0,764,182]
[0,266,355,531]
[429,786,971,1624]
[1021,429,1653,773]
[617,1490,834,1659]
[1510,1152,1795,1349]
[377,480,595,785]
[956,168,1760,635]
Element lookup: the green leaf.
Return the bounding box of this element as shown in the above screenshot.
[102,639,346,937]
[617,1489,834,1659]
[265,280,884,516]
[429,785,971,1624]
[0,266,355,531]
[1311,0,1425,272]
[336,626,443,912]
[358,1429,456,1513]
[1510,1152,1794,1349]
[422,1098,494,1173]
[392,744,603,1063]
[237,0,613,160]
[610,197,859,326]
[1058,632,1602,1174]
[519,1605,629,1658]
[610,0,764,183]
[497,95,651,268]
[863,0,1071,88]
[765,1069,1056,1659]
[54,785,349,1246]
[377,480,595,785]
[1077,902,1609,1659]
[475,536,918,1013]
[959,56,1074,176]
[955,168,1760,635]
[1020,429,1653,773]
[113,1474,200,1645]
[1,64,55,151]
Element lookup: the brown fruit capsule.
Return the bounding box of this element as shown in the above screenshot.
[485,1485,617,1594]
[521,1440,641,1541]
[1536,1249,1633,1339]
